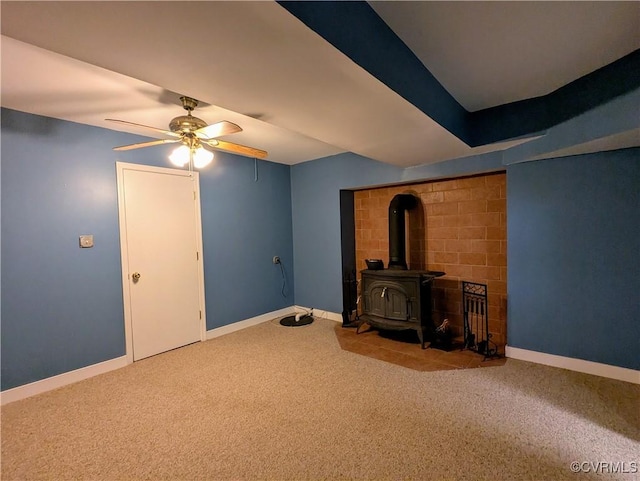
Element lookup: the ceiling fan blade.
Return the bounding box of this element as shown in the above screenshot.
[203,139,267,159]
[195,121,242,140]
[105,118,180,137]
[113,139,181,151]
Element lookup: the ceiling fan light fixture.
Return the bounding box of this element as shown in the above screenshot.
[193,147,214,168]
[169,144,190,167]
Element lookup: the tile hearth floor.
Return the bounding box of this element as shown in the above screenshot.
[334,323,507,372]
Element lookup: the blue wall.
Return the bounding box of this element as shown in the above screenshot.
[507,149,640,370]
[3,95,639,391]
[291,147,640,370]
[1,108,294,390]
[199,152,294,329]
[290,153,402,312]
[2,110,130,390]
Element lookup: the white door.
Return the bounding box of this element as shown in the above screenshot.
[117,162,205,361]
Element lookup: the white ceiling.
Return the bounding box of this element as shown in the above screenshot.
[1,1,638,167]
[370,1,640,111]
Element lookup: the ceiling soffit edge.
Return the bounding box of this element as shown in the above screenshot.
[280,1,640,148]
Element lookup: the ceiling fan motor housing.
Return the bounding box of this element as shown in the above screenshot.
[169,96,207,133]
[169,115,208,133]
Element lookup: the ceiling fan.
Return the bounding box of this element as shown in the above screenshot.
[106,96,267,160]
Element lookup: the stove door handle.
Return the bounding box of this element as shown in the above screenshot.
[381,287,387,298]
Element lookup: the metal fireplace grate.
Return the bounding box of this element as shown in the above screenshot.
[462,281,499,360]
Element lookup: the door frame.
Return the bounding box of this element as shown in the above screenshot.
[116,161,207,364]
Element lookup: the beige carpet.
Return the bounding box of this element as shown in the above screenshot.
[2,318,638,480]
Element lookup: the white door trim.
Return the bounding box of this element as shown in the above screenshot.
[116,161,207,364]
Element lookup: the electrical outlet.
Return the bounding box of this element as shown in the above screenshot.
[272,256,281,264]
[79,235,94,248]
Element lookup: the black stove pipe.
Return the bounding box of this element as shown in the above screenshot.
[388,193,418,270]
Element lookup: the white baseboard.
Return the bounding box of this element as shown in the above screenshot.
[205,306,343,341]
[0,306,346,405]
[1,356,129,406]
[505,346,640,385]
[295,305,342,323]
[206,306,296,340]
[2,307,299,406]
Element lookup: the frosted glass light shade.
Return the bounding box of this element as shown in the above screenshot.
[169,145,190,167]
[193,147,214,168]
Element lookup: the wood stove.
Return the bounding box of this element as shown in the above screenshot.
[357,193,444,348]
[359,269,443,348]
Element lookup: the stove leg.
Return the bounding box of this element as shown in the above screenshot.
[417,328,426,349]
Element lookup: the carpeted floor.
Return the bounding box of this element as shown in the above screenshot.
[2,318,638,480]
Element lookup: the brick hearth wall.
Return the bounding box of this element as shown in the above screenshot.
[354,173,507,347]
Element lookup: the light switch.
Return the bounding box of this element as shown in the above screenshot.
[79,235,94,248]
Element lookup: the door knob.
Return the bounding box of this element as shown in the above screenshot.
[132,272,141,283]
